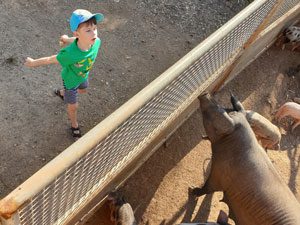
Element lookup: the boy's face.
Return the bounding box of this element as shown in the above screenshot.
[74,22,98,46]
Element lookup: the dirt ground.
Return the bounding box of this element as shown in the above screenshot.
[0,1,299,225]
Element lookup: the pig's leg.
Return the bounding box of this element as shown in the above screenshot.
[292,120,300,131]
[110,207,116,222]
[189,177,215,197]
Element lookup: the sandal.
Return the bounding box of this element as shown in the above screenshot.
[71,127,82,138]
[54,89,64,100]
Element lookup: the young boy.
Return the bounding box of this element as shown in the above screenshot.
[25,9,104,138]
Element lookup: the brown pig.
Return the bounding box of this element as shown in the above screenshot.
[107,192,137,225]
[275,102,300,131]
[190,93,300,225]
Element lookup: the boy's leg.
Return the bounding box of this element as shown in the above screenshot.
[78,89,87,94]
[59,89,65,96]
[61,80,88,137]
[54,80,66,100]
[54,89,65,100]
[64,88,81,137]
[67,103,79,128]
[78,80,88,94]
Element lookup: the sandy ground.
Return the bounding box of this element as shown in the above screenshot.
[86,45,300,225]
[0,1,299,225]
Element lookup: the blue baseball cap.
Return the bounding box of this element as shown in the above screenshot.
[70,9,104,32]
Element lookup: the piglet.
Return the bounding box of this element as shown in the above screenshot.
[107,192,137,225]
[275,102,300,131]
[245,110,281,149]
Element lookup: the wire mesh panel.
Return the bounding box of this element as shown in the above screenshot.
[1,1,299,225]
[268,0,300,25]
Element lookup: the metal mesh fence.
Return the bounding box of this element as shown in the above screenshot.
[269,0,299,25]
[2,1,298,225]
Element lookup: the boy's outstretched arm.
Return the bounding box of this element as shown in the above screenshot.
[24,55,58,67]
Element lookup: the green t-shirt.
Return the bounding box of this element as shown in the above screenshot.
[56,38,101,89]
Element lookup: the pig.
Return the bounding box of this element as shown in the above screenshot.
[229,94,281,149]
[190,93,300,225]
[275,102,300,131]
[107,192,137,225]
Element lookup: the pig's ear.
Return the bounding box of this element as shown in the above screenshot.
[214,109,235,135]
[230,92,245,112]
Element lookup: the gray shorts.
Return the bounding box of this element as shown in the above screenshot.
[63,80,88,104]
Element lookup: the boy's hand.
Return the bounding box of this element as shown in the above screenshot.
[59,34,69,47]
[24,57,37,67]
[59,35,76,47]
